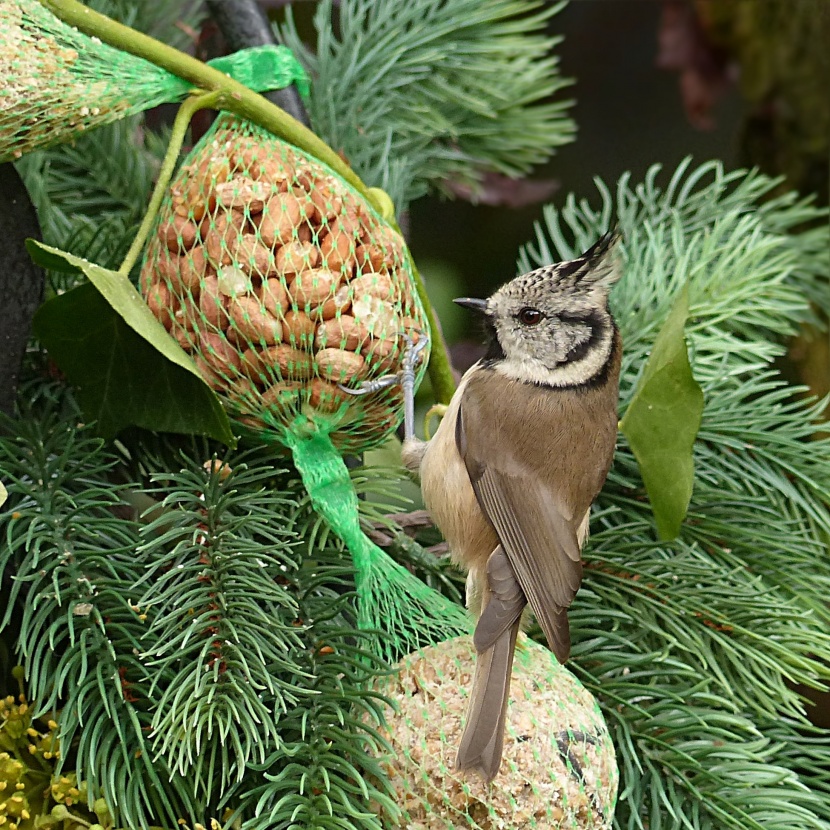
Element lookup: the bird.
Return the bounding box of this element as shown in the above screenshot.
[400,231,623,781]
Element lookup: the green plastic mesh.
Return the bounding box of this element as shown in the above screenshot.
[140,113,430,454]
[0,0,182,161]
[140,112,463,670]
[371,635,617,829]
[0,0,308,164]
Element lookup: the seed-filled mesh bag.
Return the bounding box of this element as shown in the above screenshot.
[140,113,429,455]
[371,636,618,830]
[0,1,307,163]
[140,113,468,660]
[0,0,179,161]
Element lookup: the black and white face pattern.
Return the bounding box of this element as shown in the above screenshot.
[483,234,622,389]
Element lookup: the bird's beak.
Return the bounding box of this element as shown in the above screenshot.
[453,297,488,314]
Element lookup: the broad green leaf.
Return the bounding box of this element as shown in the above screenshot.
[28,242,234,445]
[620,285,703,540]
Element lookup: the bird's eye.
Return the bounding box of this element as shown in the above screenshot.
[517,307,544,326]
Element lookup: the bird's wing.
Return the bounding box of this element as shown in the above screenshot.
[456,377,583,662]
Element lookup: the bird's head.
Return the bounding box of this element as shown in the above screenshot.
[455,232,622,388]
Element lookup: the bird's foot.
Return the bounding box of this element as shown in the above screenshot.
[336,374,400,396]
[336,333,428,441]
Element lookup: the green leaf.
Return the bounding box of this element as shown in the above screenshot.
[620,285,703,540]
[28,242,234,445]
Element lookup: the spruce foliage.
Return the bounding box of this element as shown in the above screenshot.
[278,0,574,212]
[2,1,830,828]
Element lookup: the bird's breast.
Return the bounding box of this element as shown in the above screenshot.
[420,382,498,574]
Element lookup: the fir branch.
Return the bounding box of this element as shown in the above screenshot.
[279,0,575,212]
[0,412,192,829]
[136,450,304,797]
[16,116,167,286]
[226,552,398,830]
[83,0,206,53]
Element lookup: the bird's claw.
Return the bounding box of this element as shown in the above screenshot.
[402,333,429,372]
[335,331,429,441]
[337,374,400,396]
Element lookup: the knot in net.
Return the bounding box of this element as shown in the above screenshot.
[141,114,429,453]
[371,636,618,830]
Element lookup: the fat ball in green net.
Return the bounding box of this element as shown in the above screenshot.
[370,635,617,829]
[0,0,177,161]
[140,113,430,453]
[0,0,308,163]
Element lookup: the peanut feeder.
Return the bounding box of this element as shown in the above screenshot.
[141,114,428,454]
[140,114,469,662]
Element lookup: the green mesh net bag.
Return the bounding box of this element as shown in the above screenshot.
[139,112,471,658]
[0,0,307,163]
[140,114,426,454]
[370,636,617,829]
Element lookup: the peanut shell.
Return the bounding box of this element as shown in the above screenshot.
[233,233,276,277]
[260,380,304,410]
[146,281,175,330]
[260,278,290,317]
[231,145,291,184]
[282,310,317,350]
[173,296,200,333]
[217,265,252,298]
[172,325,196,351]
[204,211,245,267]
[243,344,314,381]
[178,246,210,293]
[401,315,423,344]
[316,348,367,381]
[366,337,400,374]
[351,295,400,339]
[297,223,313,244]
[308,378,351,413]
[199,331,243,376]
[314,315,370,352]
[316,283,352,320]
[355,243,387,272]
[310,175,345,221]
[318,215,358,273]
[214,177,270,212]
[351,272,395,303]
[160,214,198,253]
[277,241,320,276]
[229,296,282,345]
[258,192,304,248]
[199,275,230,330]
[291,268,340,308]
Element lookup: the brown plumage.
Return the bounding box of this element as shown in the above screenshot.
[402,232,623,781]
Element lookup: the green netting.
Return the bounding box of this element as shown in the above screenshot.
[1,0,177,160]
[0,0,308,163]
[372,635,617,829]
[140,112,430,454]
[138,111,462,669]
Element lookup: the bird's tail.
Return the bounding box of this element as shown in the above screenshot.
[455,616,521,781]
